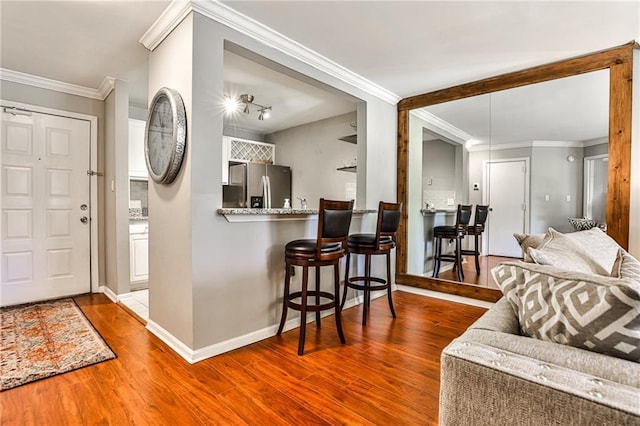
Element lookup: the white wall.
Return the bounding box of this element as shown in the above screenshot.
[103,80,131,294]
[147,13,195,346]
[407,114,426,275]
[530,146,584,233]
[147,12,396,354]
[270,112,357,209]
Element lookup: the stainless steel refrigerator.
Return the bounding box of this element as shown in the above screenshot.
[226,163,292,209]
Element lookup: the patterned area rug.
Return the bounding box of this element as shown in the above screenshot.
[1,298,116,391]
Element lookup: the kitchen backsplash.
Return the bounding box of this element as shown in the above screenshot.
[423,189,456,210]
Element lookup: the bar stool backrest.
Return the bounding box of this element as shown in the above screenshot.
[455,204,473,233]
[317,198,354,257]
[472,205,490,232]
[376,201,402,249]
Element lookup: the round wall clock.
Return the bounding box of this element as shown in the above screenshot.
[145,87,187,184]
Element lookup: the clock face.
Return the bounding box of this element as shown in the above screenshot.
[148,97,173,177]
[145,88,186,184]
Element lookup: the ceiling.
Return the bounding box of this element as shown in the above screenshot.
[0,0,171,107]
[423,70,610,147]
[223,49,357,134]
[1,1,638,131]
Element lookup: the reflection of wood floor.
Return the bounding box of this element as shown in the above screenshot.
[434,255,518,289]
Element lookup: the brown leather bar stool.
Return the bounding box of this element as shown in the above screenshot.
[432,204,472,282]
[276,198,354,355]
[460,205,489,274]
[340,201,402,325]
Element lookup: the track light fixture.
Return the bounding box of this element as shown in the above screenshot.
[224,93,272,120]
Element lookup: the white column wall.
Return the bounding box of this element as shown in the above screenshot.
[147,14,195,347]
[185,13,397,351]
[407,114,425,275]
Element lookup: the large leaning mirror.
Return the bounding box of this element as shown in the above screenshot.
[397,43,635,302]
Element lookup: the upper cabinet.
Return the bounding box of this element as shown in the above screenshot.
[129,119,148,179]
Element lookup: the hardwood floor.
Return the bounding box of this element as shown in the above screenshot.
[0,291,487,425]
[435,255,516,288]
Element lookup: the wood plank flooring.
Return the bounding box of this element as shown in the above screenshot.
[435,255,516,288]
[0,291,487,425]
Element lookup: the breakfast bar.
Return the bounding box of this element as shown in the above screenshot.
[218,208,376,222]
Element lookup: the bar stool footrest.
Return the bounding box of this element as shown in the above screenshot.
[286,290,337,312]
[346,276,388,292]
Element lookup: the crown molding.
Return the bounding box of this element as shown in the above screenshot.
[531,140,583,148]
[140,0,401,105]
[582,136,608,147]
[468,139,602,152]
[139,0,192,52]
[410,109,471,145]
[0,68,107,100]
[98,76,116,99]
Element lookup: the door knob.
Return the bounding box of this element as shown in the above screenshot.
[80,216,88,224]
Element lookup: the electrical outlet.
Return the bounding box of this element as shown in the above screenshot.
[447,198,454,206]
[566,195,571,202]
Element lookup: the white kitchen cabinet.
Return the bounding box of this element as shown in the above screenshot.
[129,119,148,179]
[129,228,149,283]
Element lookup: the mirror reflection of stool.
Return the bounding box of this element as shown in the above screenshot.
[460,205,489,274]
[432,204,472,282]
[276,199,354,355]
[341,201,402,325]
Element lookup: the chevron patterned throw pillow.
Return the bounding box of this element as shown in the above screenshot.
[492,261,640,362]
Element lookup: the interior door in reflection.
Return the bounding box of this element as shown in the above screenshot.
[486,159,528,257]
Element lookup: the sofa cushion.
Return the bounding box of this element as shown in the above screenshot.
[513,232,545,262]
[492,261,640,362]
[528,228,611,276]
[562,227,621,274]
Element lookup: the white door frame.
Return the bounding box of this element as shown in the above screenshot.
[583,153,608,220]
[482,157,530,254]
[1,99,99,293]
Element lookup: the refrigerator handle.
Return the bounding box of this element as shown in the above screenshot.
[265,176,272,209]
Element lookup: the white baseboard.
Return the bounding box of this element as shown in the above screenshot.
[396,284,495,309]
[145,296,364,364]
[99,285,118,303]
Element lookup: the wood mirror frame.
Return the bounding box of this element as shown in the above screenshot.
[396,42,637,302]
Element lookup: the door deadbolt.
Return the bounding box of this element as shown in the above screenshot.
[80,216,88,224]
[80,204,88,211]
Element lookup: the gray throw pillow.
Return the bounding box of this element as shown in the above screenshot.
[513,232,545,262]
[563,227,621,275]
[611,248,640,281]
[528,228,610,276]
[492,261,640,362]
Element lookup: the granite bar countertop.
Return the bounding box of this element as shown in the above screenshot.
[420,208,456,215]
[218,208,376,215]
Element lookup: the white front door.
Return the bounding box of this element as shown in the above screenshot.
[1,108,91,306]
[485,159,528,257]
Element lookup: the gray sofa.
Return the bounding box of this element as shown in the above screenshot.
[440,297,640,425]
[440,231,640,425]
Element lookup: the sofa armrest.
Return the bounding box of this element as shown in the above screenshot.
[440,339,640,425]
[468,297,519,335]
